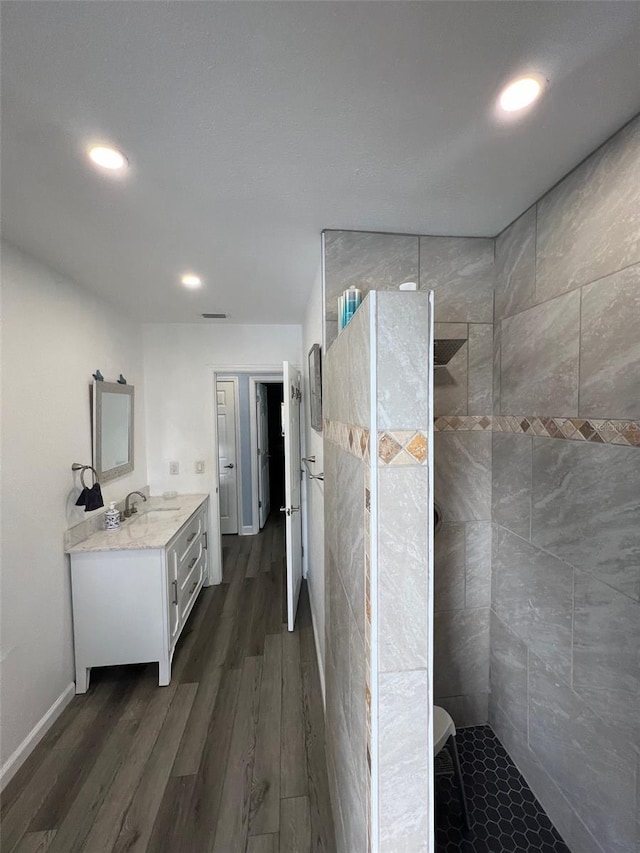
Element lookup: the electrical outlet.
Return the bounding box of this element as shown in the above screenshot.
[195,460,205,474]
[169,461,179,475]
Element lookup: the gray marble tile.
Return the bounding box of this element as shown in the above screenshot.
[495,205,536,321]
[572,570,640,751]
[346,294,371,428]
[434,431,492,522]
[489,611,528,738]
[323,323,350,423]
[434,339,468,417]
[579,262,640,419]
[379,670,431,853]
[348,616,367,787]
[323,439,338,562]
[434,607,489,698]
[492,432,532,539]
[531,438,640,600]
[336,449,365,641]
[529,653,637,853]
[493,321,501,414]
[536,116,640,303]
[500,290,580,417]
[419,236,495,323]
[434,322,469,340]
[435,692,489,728]
[376,292,430,430]
[465,522,491,608]
[324,230,419,347]
[378,466,430,672]
[329,557,351,721]
[328,657,366,853]
[492,526,573,680]
[434,523,466,613]
[489,701,575,848]
[467,324,493,415]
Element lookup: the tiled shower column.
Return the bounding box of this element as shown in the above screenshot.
[324,291,434,853]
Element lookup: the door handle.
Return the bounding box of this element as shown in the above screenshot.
[224,463,235,469]
[171,580,178,606]
[280,506,300,516]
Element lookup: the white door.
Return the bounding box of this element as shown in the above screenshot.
[283,361,302,631]
[217,380,238,535]
[257,383,271,529]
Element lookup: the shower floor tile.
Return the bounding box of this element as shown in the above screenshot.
[436,725,570,852]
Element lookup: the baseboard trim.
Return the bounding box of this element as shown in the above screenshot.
[0,682,75,791]
[240,524,257,536]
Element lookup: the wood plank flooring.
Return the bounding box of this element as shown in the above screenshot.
[1,515,335,853]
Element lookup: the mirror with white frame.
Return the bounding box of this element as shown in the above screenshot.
[93,381,134,482]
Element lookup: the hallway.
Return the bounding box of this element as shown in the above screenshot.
[1,516,336,853]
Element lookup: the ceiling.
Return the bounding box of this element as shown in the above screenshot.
[2,2,640,324]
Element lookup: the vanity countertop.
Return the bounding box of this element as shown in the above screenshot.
[66,494,209,554]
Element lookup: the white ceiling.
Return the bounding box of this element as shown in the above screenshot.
[2,2,640,324]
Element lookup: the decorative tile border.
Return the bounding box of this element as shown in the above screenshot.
[323,419,429,465]
[434,415,640,447]
[323,419,370,461]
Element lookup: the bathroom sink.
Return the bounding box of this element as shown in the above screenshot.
[129,507,181,521]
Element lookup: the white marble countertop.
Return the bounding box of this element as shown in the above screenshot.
[66,494,209,553]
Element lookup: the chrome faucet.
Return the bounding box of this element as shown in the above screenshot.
[124,491,147,518]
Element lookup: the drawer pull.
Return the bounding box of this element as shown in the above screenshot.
[187,532,197,543]
[188,556,197,570]
[189,580,198,595]
[171,580,178,606]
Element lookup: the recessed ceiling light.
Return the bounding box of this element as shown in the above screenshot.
[88,145,128,171]
[498,76,544,113]
[181,273,202,289]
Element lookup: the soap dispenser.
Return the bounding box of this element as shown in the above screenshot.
[105,502,120,531]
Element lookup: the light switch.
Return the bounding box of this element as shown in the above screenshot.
[195,460,205,474]
[169,461,179,475]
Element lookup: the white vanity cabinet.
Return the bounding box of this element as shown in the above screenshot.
[69,498,208,693]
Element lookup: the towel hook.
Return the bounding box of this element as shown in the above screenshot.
[71,463,98,489]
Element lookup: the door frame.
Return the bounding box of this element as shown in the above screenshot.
[209,365,283,584]
[215,375,243,537]
[248,374,284,536]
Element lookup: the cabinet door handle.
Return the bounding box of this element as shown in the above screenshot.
[203,532,208,550]
[188,556,197,570]
[189,580,198,595]
[187,532,196,543]
[172,580,178,606]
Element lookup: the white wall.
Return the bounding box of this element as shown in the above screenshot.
[0,241,147,782]
[142,321,302,498]
[301,267,325,696]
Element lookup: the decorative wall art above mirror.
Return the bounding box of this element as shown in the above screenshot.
[92,380,134,482]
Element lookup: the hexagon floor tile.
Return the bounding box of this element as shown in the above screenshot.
[436,725,570,852]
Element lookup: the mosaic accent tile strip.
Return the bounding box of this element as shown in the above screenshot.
[493,415,640,446]
[434,415,640,447]
[324,419,429,464]
[323,419,370,461]
[378,430,429,465]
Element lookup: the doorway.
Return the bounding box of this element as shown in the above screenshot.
[216,378,241,535]
[256,381,285,530]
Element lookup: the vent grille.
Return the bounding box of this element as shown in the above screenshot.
[201,313,227,319]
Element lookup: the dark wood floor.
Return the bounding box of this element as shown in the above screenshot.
[1,515,336,853]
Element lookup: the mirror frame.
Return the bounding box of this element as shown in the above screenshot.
[92,380,135,483]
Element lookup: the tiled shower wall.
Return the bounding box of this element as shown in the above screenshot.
[324,292,433,853]
[324,231,494,726]
[490,115,640,853]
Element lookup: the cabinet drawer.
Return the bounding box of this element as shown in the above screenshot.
[177,539,203,588]
[173,509,204,565]
[178,551,205,622]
